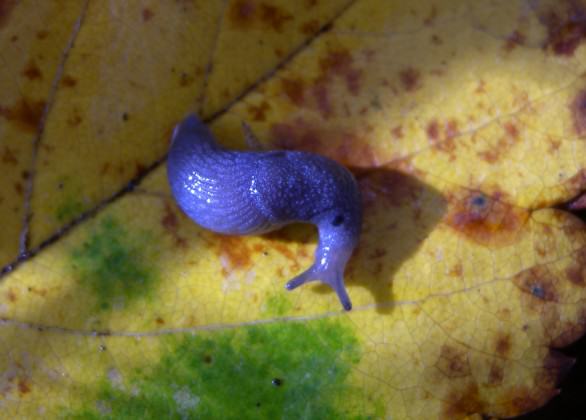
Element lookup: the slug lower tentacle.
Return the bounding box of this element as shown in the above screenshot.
[167,114,362,311]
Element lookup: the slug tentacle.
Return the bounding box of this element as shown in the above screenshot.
[167,114,362,311]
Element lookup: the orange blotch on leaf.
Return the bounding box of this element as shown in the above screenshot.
[270,118,377,168]
[570,89,586,137]
[436,344,471,378]
[281,78,306,106]
[318,48,363,95]
[215,236,253,276]
[247,101,271,121]
[228,0,292,32]
[1,147,17,165]
[0,98,46,133]
[566,247,586,286]
[22,60,42,80]
[142,8,154,22]
[504,30,526,51]
[61,75,77,88]
[445,189,528,247]
[399,67,421,92]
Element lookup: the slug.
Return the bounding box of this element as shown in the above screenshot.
[167,114,362,311]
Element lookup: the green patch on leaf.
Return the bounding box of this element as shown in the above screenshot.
[55,197,85,222]
[263,292,293,316]
[70,217,158,311]
[64,319,380,419]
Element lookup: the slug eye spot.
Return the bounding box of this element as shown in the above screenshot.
[332,215,344,226]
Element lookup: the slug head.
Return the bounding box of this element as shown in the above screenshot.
[285,208,360,311]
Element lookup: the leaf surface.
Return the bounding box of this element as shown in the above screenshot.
[0,1,585,419]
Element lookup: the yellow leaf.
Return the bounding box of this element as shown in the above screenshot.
[1,0,585,419]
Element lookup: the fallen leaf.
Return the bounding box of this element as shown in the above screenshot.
[0,0,585,419]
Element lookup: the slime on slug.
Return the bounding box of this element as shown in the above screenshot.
[167,114,362,310]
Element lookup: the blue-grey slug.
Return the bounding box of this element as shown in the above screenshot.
[167,114,362,311]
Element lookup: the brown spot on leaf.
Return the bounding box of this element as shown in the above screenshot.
[426,119,460,159]
[36,30,49,40]
[571,89,586,137]
[497,353,569,416]
[512,265,559,302]
[475,80,487,94]
[495,334,511,357]
[22,60,42,80]
[399,67,421,92]
[134,162,146,178]
[228,1,292,32]
[264,238,301,272]
[445,189,528,247]
[17,379,30,395]
[161,202,187,248]
[247,101,270,121]
[311,82,332,118]
[215,236,253,275]
[67,110,82,127]
[179,72,194,87]
[279,49,362,117]
[0,0,16,29]
[155,317,164,325]
[0,98,45,133]
[506,385,548,415]
[6,289,16,302]
[61,75,77,88]
[318,48,363,95]
[1,147,17,165]
[504,30,526,51]
[449,263,463,277]
[442,383,484,418]
[259,3,292,32]
[14,182,23,195]
[487,362,504,386]
[229,0,256,26]
[270,118,376,167]
[540,0,586,56]
[437,344,471,378]
[142,8,154,21]
[281,78,305,106]
[358,168,423,209]
[300,19,320,35]
[161,203,178,231]
[566,247,586,286]
[423,5,437,26]
[431,34,442,45]
[504,122,519,139]
[426,120,439,141]
[477,122,520,163]
[391,125,403,139]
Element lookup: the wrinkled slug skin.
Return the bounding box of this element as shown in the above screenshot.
[167,114,362,310]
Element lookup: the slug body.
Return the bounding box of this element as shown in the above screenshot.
[167,114,362,310]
